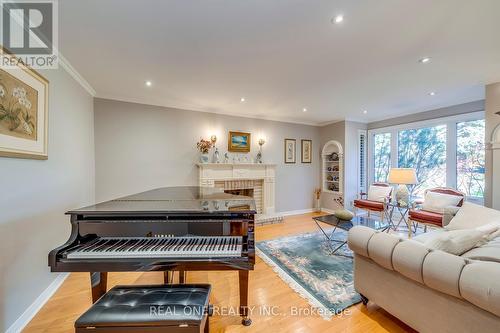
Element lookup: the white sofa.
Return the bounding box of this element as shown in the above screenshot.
[347,226,500,333]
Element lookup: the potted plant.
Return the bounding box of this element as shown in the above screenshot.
[197,138,213,163]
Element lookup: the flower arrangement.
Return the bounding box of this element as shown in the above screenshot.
[196,138,213,153]
[314,188,321,200]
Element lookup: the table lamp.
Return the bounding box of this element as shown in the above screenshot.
[388,168,418,205]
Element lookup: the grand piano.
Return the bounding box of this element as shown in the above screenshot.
[49,186,256,325]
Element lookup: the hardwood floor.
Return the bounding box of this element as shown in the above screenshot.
[24,213,413,333]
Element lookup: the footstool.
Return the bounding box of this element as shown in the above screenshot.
[75,284,212,332]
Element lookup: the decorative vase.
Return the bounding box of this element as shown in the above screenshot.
[314,198,321,212]
[200,152,210,163]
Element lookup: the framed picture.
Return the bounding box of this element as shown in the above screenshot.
[228,131,251,152]
[284,138,296,163]
[0,48,49,159]
[301,139,312,163]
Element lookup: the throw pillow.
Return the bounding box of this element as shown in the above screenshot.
[424,229,488,255]
[446,202,500,230]
[421,191,462,214]
[367,185,391,203]
[334,209,354,221]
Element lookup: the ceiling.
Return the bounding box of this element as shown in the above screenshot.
[59,0,500,125]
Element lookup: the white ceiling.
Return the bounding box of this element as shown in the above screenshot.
[59,0,500,125]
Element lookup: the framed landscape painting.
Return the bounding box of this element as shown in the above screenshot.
[0,49,49,159]
[301,139,312,163]
[284,138,296,163]
[228,131,251,152]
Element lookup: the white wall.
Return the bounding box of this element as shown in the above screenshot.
[94,98,320,212]
[485,82,500,208]
[344,121,368,208]
[0,67,95,332]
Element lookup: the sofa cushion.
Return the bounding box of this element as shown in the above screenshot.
[422,250,467,298]
[353,199,384,211]
[347,226,376,257]
[367,232,402,270]
[462,236,500,263]
[422,191,463,214]
[409,209,443,225]
[412,229,445,243]
[424,229,487,256]
[392,240,431,284]
[460,262,500,317]
[446,202,500,230]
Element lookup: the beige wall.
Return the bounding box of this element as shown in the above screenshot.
[94,98,320,212]
[0,69,95,331]
[485,83,500,208]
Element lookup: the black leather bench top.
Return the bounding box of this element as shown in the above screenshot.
[76,284,211,328]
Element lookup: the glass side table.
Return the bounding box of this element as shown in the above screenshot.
[312,215,390,257]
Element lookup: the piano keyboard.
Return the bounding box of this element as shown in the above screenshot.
[66,236,243,259]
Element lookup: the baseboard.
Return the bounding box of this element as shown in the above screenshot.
[320,208,336,214]
[278,208,314,216]
[6,273,69,333]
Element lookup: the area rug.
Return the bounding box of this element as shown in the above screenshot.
[256,230,361,319]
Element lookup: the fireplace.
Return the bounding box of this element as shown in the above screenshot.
[217,180,262,213]
[197,163,282,224]
[224,188,254,198]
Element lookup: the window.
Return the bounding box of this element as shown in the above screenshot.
[457,119,485,199]
[398,125,446,196]
[367,111,485,202]
[373,132,391,183]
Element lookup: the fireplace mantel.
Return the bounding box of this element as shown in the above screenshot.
[196,163,280,224]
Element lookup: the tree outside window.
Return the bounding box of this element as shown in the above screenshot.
[457,119,485,199]
[398,125,446,196]
[373,133,391,182]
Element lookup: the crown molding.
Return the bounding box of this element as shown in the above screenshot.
[58,53,96,96]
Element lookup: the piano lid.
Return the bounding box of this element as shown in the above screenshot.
[67,186,256,214]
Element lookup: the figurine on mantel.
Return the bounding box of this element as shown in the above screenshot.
[213,147,220,163]
[224,152,229,163]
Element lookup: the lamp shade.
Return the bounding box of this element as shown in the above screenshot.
[388,168,418,185]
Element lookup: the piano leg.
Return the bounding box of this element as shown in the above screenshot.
[179,270,186,284]
[239,270,252,326]
[90,272,107,303]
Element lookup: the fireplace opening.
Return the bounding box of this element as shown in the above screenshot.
[224,188,254,198]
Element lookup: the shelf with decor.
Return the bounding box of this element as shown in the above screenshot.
[322,140,343,194]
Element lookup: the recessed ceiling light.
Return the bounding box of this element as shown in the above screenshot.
[363,110,368,114]
[429,92,436,96]
[240,97,246,102]
[332,15,344,24]
[303,108,308,112]
[145,80,152,87]
[419,57,431,64]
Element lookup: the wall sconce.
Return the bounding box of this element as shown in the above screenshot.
[256,138,266,164]
[210,135,217,144]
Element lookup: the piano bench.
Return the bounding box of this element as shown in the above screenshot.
[75,284,212,333]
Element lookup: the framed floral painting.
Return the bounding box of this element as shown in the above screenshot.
[301,139,312,163]
[284,138,296,163]
[0,49,49,159]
